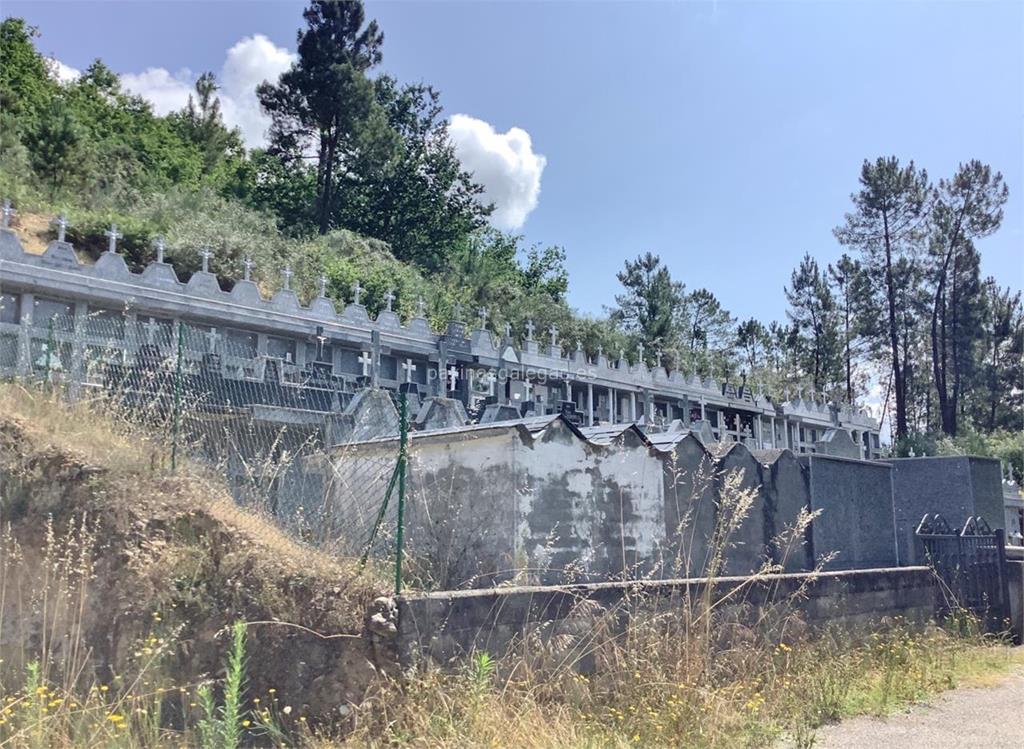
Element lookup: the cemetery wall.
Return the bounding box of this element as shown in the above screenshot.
[800,455,899,569]
[394,567,938,668]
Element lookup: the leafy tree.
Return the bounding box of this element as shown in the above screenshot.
[171,72,243,177]
[258,0,388,235]
[785,253,842,395]
[610,253,684,361]
[834,156,930,441]
[927,161,1008,435]
[340,77,491,269]
[827,254,868,403]
[22,97,84,197]
[0,18,58,130]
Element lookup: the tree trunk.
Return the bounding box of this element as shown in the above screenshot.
[318,131,339,235]
[882,212,908,441]
[949,248,962,437]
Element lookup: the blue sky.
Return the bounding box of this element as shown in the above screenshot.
[7,0,1023,324]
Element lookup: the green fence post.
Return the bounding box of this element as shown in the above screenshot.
[171,321,184,472]
[394,392,408,596]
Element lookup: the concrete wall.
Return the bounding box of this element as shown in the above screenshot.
[888,456,1006,565]
[660,436,717,577]
[395,567,938,668]
[759,451,811,572]
[801,455,899,570]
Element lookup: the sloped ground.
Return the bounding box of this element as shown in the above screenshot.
[0,384,390,720]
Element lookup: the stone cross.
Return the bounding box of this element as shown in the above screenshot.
[548,324,558,347]
[637,341,645,362]
[597,343,603,358]
[619,348,625,362]
[198,247,213,273]
[153,236,166,264]
[576,340,582,352]
[383,288,395,312]
[242,257,254,281]
[656,347,663,366]
[144,317,161,344]
[104,224,122,253]
[1,199,15,229]
[525,319,535,341]
[358,350,373,377]
[205,327,221,353]
[504,321,512,338]
[281,265,293,291]
[447,363,459,391]
[350,280,362,305]
[319,274,328,297]
[478,307,489,328]
[415,296,427,317]
[401,358,416,383]
[51,214,70,243]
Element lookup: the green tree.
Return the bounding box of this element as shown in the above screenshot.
[834,156,930,441]
[258,0,388,235]
[827,254,868,403]
[340,77,492,269]
[785,253,842,395]
[736,318,770,377]
[22,96,84,197]
[927,161,1008,436]
[974,281,1023,432]
[678,288,736,376]
[610,253,684,363]
[0,18,58,130]
[171,72,243,177]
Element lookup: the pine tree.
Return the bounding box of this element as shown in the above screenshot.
[785,253,842,395]
[610,252,684,363]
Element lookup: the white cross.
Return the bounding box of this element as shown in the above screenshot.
[205,327,221,353]
[504,322,512,337]
[478,307,489,327]
[447,364,459,391]
[282,265,293,291]
[242,257,254,281]
[153,236,166,263]
[415,296,427,317]
[144,317,161,344]
[548,324,558,346]
[350,280,362,305]
[525,319,535,340]
[401,358,416,383]
[597,343,603,357]
[51,214,71,242]
[319,274,328,297]
[656,347,663,366]
[1,199,15,229]
[104,224,122,253]
[198,247,213,273]
[637,341,645,362]
[576,340,582,352]
[358,350,373,377]
[384,288,395,312]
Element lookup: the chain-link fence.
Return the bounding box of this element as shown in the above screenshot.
[0,308,409,588]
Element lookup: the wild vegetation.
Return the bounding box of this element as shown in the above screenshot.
[1,0,1020,462]
[0,384,1020,748]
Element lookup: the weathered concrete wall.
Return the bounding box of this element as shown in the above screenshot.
[660,436,717,577]
[1008,555,1023,645]
[395,567,938,668]
[759,450,811,572]
[715,445,770,575]
[887,456,1006,565]
[801,455,898,570]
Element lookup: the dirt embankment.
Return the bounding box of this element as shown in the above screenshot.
[0,387,392,720]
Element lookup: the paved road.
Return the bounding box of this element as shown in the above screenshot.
[813,667,1024,749]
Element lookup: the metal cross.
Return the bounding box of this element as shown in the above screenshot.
[51,214,71,243]
[350,280,362,305]
[383,288,395,312]
[153,236,166,264]
[415,296,427,317]
[104,224,122,254]
[525,319,535,340]
[548,324,558,346]
[242,257,254,281]
[319,274,329,297]
[358,350,373,377]
[281,265,293,291]
[198,246,213,273]
[1,199,15,229]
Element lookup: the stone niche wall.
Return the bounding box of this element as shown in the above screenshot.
[395,567,939,668]
[800,455,898,570]
[886,455,1006,565]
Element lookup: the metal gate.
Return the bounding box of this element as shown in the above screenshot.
[915,514,1011,633]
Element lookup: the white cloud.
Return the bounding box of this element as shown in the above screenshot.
[114,34,294,148]
[448,114,546,230]
[46,57,80,84]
